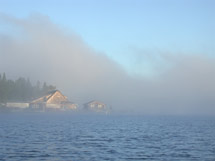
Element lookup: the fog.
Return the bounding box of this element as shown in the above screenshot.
[0,14,215,115]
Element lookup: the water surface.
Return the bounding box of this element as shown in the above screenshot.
[0,113,215,160]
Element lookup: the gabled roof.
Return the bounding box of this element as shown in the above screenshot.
[31,90,67,104]
[84,100,106,106]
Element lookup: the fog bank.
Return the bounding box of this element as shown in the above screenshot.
[0,14,214,115]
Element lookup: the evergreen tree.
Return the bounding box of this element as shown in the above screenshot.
[0,73,57,103]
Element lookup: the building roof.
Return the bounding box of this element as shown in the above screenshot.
[31,90,67,104]
[84,100,106,106]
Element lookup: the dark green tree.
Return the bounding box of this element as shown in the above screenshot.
[0,73,57,103]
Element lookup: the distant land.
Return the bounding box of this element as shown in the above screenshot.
[0,73,111,114]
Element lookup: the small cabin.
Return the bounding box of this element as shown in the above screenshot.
[29,90,77,110]
[84,100,107,112]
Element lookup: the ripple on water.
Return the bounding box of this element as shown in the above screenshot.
[0,114,215,161]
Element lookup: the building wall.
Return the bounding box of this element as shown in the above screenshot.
[6,103,29,108]
[84,101,107,112]
[89,103,105,109]
[63,104,77,110]
[46,103,61,109]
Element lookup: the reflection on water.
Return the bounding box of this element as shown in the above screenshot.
[0,113,215,161]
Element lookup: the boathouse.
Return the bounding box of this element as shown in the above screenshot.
[29,90,77,110]
[84,100,107,112]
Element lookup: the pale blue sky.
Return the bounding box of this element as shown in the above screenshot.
[0,0,214,76]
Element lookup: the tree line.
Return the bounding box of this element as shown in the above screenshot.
[0,73,56,103]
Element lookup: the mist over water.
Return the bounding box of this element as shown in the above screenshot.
[0,13,215,115]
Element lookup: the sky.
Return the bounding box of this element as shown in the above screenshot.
[0,0,215,114]
[0,0,214,76]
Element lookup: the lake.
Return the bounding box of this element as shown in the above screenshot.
[0,113,215,161]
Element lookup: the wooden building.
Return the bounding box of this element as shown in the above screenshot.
[29,90,77,110]
[84,100,107,112]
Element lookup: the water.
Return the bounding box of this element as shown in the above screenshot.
[0,113,215,161]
